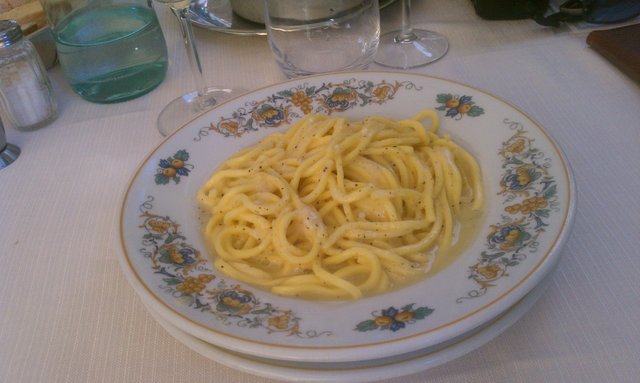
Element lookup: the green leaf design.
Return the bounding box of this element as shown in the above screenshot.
[536,209,550,218]
[481,251,506,261]
[468,105,485,117]
[155,173,169,185]
[174,150,190,161]
[158,253,172,264]
[436,93,452,103]
[526,168,542,183]
[543,184,557,200]
[173,234,187,243]
[401,303,415,312]
[251,303,274,315]
[504,260,520,267]
[305,86,316,96]
[278,90,294,97]
[507,158,525,165]
[334,87,350,95]
[164,234,179,244]
[413,307,434,320]
[163,277,182,285]
[355,320,378,332]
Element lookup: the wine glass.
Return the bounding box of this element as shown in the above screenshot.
[375,0,448,69]
[155,0,242,136]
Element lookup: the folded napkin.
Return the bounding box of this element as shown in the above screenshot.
[587,23,640,84]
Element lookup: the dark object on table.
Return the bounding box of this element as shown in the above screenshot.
[0,117,21,170]
[472,0,550,20]
[537,0,640,26]
[587,23,640,84]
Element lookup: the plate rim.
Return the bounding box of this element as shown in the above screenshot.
[145,266,555,382]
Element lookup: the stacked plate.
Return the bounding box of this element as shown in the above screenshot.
[117,72,575,382]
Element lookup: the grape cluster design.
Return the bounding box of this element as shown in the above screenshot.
[176,274,215,294]
[505,196,547,214]
[291,91,313,114]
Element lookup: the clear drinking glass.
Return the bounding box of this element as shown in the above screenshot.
[265,0,380,78]
[40,0,168,103]
[155,0,242,136]
[375,0,448,69]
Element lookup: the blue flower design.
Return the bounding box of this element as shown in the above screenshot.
[382,308,406,331]
[155,150,192,185]
[488,224,531,252]
[355,304,434,332]
[255,105,286,127]
[324,88,355,111]
[435,93,484,119]
[216,289,255,315]
[501,165,540,192]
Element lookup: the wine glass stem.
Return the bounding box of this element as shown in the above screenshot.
[173,7,207,99]
[397,0,417,43]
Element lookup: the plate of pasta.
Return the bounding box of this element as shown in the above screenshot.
[118,71,575,364]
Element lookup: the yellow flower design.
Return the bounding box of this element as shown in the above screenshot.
[147,219,171,234]
[505,204,521,214]
[374,316,393,327]
[505,139,526,154]
[394,311,415,322]
[160,244,183,264]
[475,263,503,280]
[219,120,240,135]
[176,276,206,294]
[330,93,352,103]
[373,85,391,100]
[268,313,292,330]
[515,167,532,186]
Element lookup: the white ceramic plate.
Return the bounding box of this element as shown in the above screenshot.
[118,71,575,363]
[146,269,553,382]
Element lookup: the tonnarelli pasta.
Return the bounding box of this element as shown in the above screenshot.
[197,110,483,300]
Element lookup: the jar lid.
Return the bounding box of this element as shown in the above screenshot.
[0,20,24,48]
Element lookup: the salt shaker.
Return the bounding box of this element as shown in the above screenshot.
[0,20,57,131]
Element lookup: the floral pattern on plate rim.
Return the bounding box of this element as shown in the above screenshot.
[457,119,560,303]
[194,78,422,140]
[138,196,332,338]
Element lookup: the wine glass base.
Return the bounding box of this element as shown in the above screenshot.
[0,143,20,170]
[375,29,449,69]
[157,87,246,136]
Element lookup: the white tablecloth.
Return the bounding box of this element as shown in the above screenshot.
[1,1,639,382]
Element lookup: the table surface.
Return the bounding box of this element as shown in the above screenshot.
[2,1,639,382]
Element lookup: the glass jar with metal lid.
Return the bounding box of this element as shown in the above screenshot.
[0,20,57,131]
